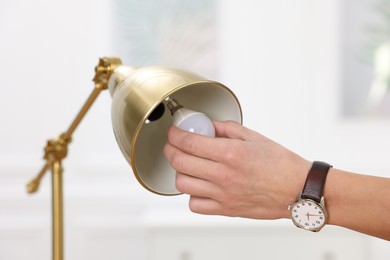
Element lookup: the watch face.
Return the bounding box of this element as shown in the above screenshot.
[290,198,327,232]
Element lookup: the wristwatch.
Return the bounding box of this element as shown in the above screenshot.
[288,161,332,232]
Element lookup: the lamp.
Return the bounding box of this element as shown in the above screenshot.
[26,57,242,260]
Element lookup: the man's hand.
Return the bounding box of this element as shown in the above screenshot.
[164,120,310,220]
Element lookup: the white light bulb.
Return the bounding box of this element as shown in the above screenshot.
[167,99,215,137]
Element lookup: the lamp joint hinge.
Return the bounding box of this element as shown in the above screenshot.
[93,57,122,90]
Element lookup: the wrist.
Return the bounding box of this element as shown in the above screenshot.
[281,159,312,219]
[323,168,356,227]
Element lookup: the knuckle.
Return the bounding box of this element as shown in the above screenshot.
[175,174,187,193]
[224,150,237,162]
[223,143,248,164]
[180,134,196,153]
[220,171,233,184]
[170,153,185,172]
[225,120,238,127]
[224,145,240,162]
[217,199,237,217]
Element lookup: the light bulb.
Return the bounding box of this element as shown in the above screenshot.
[167,98,215,137]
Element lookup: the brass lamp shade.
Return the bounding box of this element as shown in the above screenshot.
[108,63,242,195]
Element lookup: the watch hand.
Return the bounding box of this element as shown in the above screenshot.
[305,213,322,221]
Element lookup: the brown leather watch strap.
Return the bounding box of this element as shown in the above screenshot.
[301,161,332,203]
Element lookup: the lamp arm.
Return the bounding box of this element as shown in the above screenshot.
[26,86,105,193]
[26,57,122,193]
[26,57,122,260]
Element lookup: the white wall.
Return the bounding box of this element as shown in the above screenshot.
[0,0,389,259]
[219,0,390,175]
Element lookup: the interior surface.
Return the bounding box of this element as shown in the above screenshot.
[134,82,242,195]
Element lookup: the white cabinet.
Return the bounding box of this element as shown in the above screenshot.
[145,210,368,260]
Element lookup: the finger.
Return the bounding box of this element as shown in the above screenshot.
[188,196,223,215]
[214,120,268,142]
[164,143,222,181]
[167,125,232,162]
[176,172,221,198]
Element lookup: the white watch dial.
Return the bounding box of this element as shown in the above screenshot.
[290,199,327,231]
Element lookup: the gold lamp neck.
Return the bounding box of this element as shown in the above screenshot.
[107,65,136,97]
[93,57,123,90]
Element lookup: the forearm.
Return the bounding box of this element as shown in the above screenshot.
[164,122,390,241]
[325,168,390,240]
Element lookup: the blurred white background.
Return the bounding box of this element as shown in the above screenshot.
[1,0,389,259]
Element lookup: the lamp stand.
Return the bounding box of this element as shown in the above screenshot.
[26,57,122,260]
